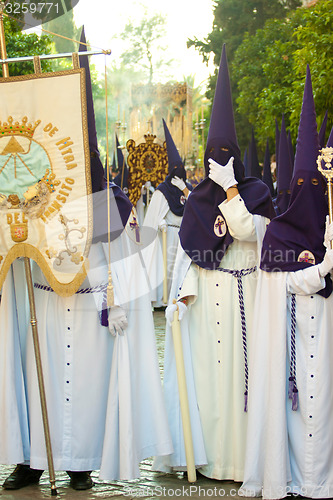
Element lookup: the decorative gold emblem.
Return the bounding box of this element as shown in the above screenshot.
[126,134,168,206]
[0,116,41,139]
[298,250,315,265]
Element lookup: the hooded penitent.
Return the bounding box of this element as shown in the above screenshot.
[113,134,129,193]
[79,27,132,244]
[79,26,104,194]
[262,138,275,197]
[287,130,294,167]
[275,117,280,169]
[248,128,262,179]
[179,44,275,270]
[318,110,328,148]
[274,114,293,216]
[155,119,190,217]
[260,65,331,298]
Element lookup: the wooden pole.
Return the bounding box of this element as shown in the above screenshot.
[24,259,57,495]
[171,301,197,483]
[162,228,168,304]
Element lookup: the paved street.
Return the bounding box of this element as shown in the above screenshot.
[0,310,245,500]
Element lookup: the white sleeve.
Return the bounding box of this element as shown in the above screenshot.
[142,190,170,229]
[286,265,326,295]
[219,195,256,242]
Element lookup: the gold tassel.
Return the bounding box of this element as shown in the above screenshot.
[107,268,114,307]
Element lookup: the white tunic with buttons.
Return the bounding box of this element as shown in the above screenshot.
[240,267,333,499]
[154,195,268,480]
[0,228,173,478]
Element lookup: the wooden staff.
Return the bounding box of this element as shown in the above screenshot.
[317,147,333,248]
[171,300,196,483]
[162,227,168,304]
[0,7,57,494]
[24,259,57,495]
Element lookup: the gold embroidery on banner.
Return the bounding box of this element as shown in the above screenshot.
[0,69,92,294]
[7,212,28,242]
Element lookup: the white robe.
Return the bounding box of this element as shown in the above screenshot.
[0,225,173,479]
[154,195,268,480]
[239,267,333,499]
[143,189,183,307]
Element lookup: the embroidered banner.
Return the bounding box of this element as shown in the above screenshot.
[0,69,92,296]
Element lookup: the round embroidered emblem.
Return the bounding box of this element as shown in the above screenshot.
[297,250,315,265]
[214,215,226,237]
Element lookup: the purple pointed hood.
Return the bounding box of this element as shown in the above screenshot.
[261,65,331,297]
[156,119,188,216]
[327,126,333,147]
[249,128,262,179]
[287,130,294,166]
[275,118,280,169]
[179,44,275,270]
[79,29,132,246]
[79,26,104,193]
[262,138,274,197]
[275,115,293,215]
[113,134,129,194]
[318,110,328,148]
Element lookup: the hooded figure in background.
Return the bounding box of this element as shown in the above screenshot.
[142,119,191,307]
[240,65,333,500]
[0,26,173,492]
[153,44,274,481]
[274,114,293,216]
[262,138,275,198]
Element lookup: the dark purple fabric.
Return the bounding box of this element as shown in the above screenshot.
[275,115,293,216]
[180,143,275,270]
[79,27,98,155]
[262,138,275,197]
[156,167,189,217]
[260,66,331,298]
[157,119,190,216]
[249,128,262,179]
[275,118,280,168]
[180,44,274,270]
[113,134,129,193]
[318,110,328,148]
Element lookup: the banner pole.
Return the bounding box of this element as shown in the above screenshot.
[24,258,57,495]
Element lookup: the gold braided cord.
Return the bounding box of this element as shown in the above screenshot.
[3,11,108,53]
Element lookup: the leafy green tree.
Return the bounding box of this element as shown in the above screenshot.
[1,15,52,76]
[118,7,173,84]
[187,0,302,153]
[234,0,333,152]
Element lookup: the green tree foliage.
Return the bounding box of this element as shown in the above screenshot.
[1,15,52,76]
[234,0,333,151]
[189,0,301,67]
[118,7,173,84]
[188,0,302,153]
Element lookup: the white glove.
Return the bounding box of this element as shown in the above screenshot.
[208,157,238,192]
[108,306,128,336]
[171,176,186,191]
[141,181,151,195]
[165,301,187,326]
[158,219,167,232]
[324,215,333,248]
[318,249,333,277]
